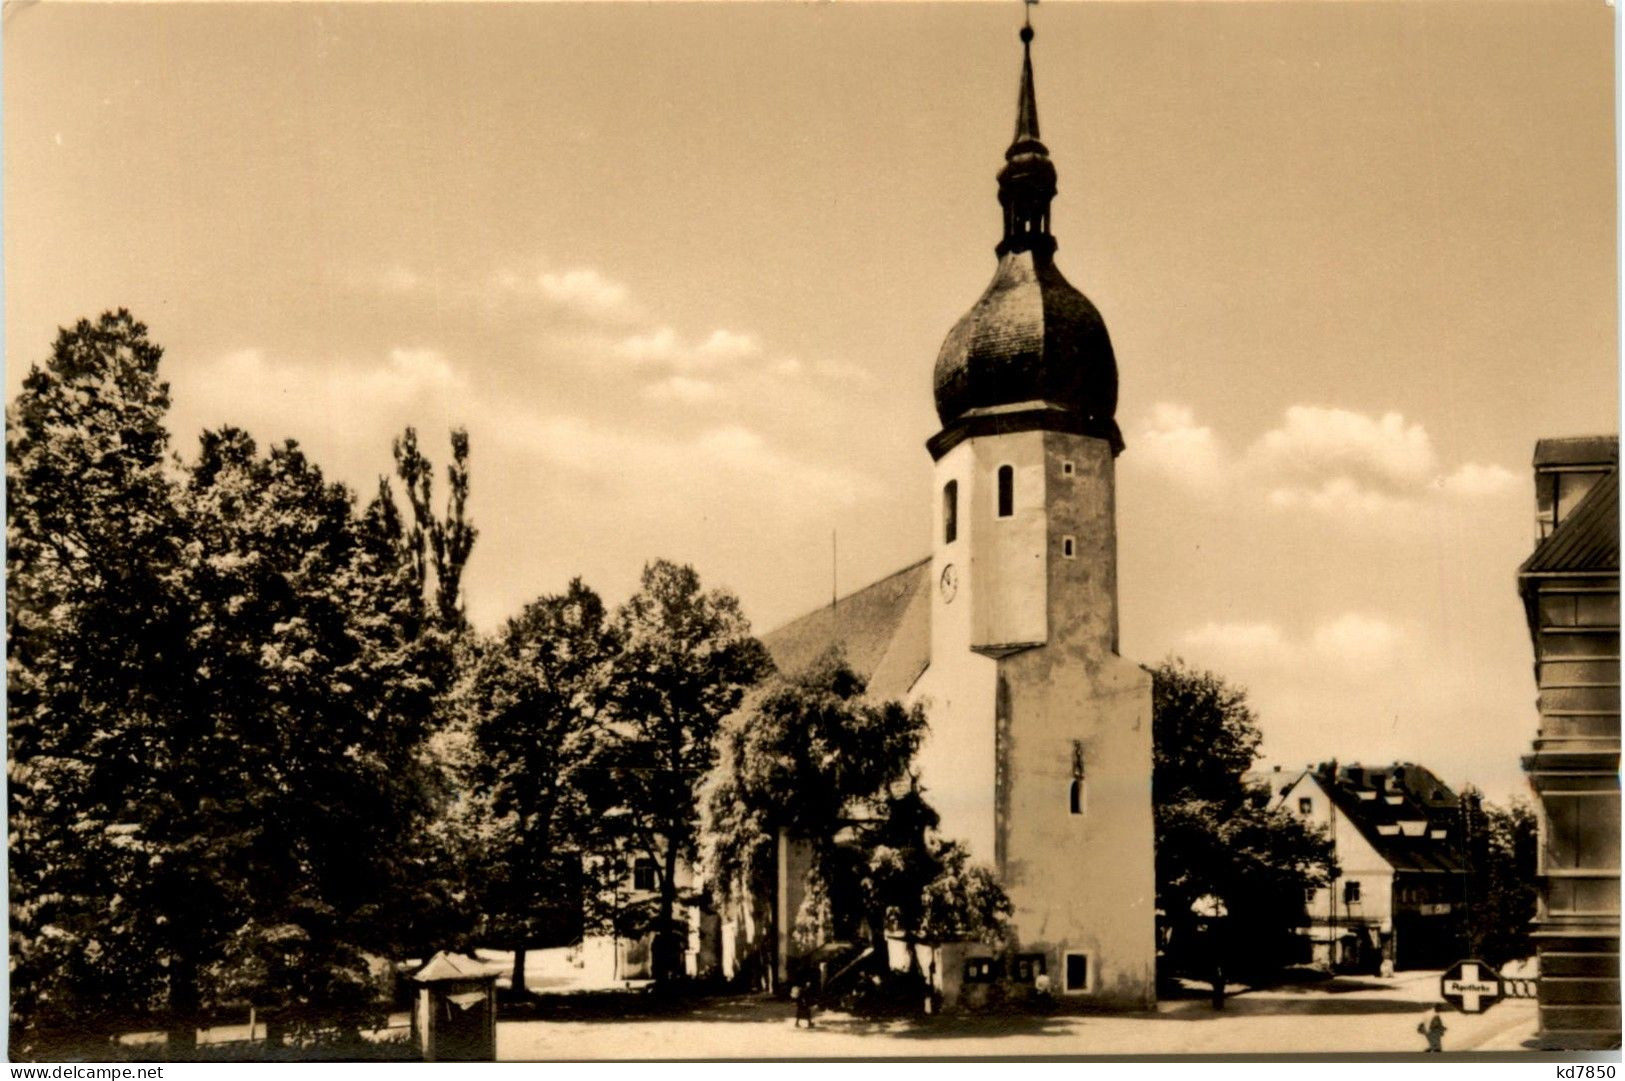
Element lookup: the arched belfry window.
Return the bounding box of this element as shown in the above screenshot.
[943,480,958,544]
[997,465,1014,518]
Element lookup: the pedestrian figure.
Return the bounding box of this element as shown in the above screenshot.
[1418,1006,1447,1052]
[793,977,815,1029]
[1211,963,1226,1011]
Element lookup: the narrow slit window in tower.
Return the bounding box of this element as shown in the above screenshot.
[1069,741,1086,814]
[997,465,1014,517]
[1062,535,1075,559]
[944,480,958,544]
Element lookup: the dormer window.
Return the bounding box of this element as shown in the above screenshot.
[943,480,959,544]
[997,465,1014,518]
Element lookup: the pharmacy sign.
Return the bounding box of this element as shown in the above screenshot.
[1440,960,1504,1013]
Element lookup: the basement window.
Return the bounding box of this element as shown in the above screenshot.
[1014,954,1047,982]
[1064,952,1091,994]
[963,957,998,983]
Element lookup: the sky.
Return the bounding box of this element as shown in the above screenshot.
[5,1,1617,804]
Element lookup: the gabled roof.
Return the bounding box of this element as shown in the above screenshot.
[1520,470,1619,577]
[761,558,931,700]
[1533,436,1618,470]
[1309,762,1466,875]
[414,951,493,983]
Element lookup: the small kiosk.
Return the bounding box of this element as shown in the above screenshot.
[412,952,498,1062]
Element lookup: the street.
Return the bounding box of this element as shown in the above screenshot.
[497,969,1540,1059]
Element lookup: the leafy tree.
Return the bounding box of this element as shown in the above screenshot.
[390,426,477,630]
[177,429,455,1039]
[1460,791,1538,968]
[707,652,926,981]
[460,579,618,992]
[8,313,477,1054]
[707,653,1008,996]
[857,783,1010,985]
[8,312,197,1050]
[1151,658,1336,978]
[588,561,772,985]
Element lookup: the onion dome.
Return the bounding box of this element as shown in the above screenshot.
[929,24,1123,459]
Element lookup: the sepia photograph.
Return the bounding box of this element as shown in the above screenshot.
[4,0,1619,1064]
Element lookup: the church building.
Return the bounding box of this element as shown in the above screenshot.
[757,23,1157,1010]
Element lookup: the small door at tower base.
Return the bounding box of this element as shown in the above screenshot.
[412,952,498,1062]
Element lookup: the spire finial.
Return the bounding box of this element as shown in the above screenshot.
[997,9,1057,258]
[1015,19,1039,143]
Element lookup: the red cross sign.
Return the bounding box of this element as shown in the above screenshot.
[1440,960,1504,1013]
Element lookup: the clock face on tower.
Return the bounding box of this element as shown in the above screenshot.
[939,563,959,603]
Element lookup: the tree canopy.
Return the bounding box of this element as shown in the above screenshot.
[583,560,773,984]
[1150,658,1335,977]
[8,313,475,1053]
[459,579,618,990]
[706,652,1008,995]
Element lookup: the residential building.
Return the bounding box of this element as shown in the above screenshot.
[1270,762,1467,972]
[1518,435,1620,1049]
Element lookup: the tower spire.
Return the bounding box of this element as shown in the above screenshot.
[1014,24,1040,145]
[997,21,1058,258]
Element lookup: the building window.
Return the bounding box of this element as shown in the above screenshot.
[963,957,998,983]
[943,480,958,544]
[1064,952,1090,993]
[997,465,1014,518]
[1545,793,1622,870]
[1343,880,1362,905]
[1061,460,1075,478]
[1068,741,1086,814]
[632,859,657,892]
[1298,797,1312,816]
[1014,954,1047,982]
[1062,535,1076,559]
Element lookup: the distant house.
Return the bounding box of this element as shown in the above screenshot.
[1267,762,1467,972]
[1517,435,1620,1049]
[578,850,716,985]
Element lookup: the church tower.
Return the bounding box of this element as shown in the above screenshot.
[912,22,1156,1009]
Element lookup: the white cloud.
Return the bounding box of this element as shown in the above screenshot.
[495,413,882,512]
[1437,461,1520,498]
[533,268,632,315]
[613,326,763,373]
[643,375,722,404]
[1310,612,1407,666]
[1250,405,1438,495]
[1182,621,1286,654]
[1134,402,1225,489]
[1179,612,1406,670]
[1133,402,1518,521]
